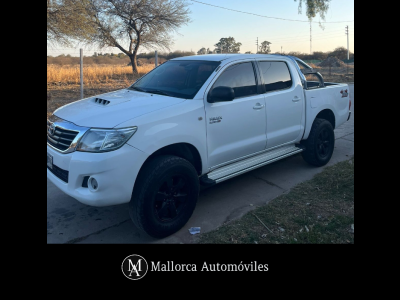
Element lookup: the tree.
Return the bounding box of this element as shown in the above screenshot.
[330,46,351,60]
[312,51,328,61]
[88,0,190,74]
[258,41,271,54]
[47,0,95,46]
[295,0,330,28]
[214,37,242,53]
[59,0,190,75]
[197,47,207,55]
[295,0,330,21]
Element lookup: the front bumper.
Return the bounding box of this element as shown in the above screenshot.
[47,144,148,207]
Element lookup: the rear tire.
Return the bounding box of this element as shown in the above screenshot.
[129,155,199,238]
[301,118,335,167]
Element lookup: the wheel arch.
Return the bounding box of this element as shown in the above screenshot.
[303,108,337,140]
[137,142,203,179]
[315,109,336,129]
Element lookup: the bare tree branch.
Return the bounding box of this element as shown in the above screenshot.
[78,0,191,74]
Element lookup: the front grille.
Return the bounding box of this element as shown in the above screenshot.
[48,165,69,183]
[47,122,79,151]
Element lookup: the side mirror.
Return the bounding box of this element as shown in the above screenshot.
[208,86,235,103]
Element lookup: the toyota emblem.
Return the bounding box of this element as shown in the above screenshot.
[48,123,56,136]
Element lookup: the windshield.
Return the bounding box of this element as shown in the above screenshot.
[129,60,221,99]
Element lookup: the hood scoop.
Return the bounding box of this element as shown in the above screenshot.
[93,98,111,106]
[88,89,149,107]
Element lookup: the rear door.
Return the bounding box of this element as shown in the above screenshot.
[205,61,267,169]
[257,60,304,149]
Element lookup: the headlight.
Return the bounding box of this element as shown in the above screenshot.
[77,127,137,152]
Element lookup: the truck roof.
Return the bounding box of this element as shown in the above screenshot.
[171,54,290,62]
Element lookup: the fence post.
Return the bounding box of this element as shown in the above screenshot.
[155,51,158,67]
[80,48,83,99]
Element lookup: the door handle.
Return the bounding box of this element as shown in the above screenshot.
[292,97,300,102]
[253,103,265,110]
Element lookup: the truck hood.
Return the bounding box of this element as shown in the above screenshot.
[53,89,186,128]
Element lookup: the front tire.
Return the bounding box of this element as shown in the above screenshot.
[301,118,335,167]
[129,155,199,238]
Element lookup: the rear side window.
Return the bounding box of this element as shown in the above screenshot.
[212,62,257,99]
[259,61,292,92]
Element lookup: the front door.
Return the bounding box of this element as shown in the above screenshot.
[205,61,267,169]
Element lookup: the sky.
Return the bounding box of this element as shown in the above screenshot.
[47,0,354,57]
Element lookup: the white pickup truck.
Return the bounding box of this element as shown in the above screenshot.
[47,54,351,238]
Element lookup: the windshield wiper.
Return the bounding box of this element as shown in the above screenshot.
[147,89,173,97]
[129,86,146,92]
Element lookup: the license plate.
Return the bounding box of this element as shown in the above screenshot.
[47,153,53,169]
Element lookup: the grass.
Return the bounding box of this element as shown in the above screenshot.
[310,64,354,83]
[47,64,154,85]
[199,157,354,244]
[47,64,154,118]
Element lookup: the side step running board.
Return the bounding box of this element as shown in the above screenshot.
[207,145,303,183]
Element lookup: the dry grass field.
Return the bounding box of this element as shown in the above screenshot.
[47,64,154,117]
[308,63,354,83]
[47,64,154,85]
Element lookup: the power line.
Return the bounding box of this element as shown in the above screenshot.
[266,32,351,43]
[190,0,354,23]
[271,30,351,41]
[219,29,355,48]
[276,34,347,44]
[264,28,353,40]
[239,29,352,43]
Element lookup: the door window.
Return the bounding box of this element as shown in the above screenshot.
[212,62,257,99]
[259,61,292,92]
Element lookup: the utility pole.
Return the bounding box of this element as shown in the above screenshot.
[256,37,258,54]
[345,25,349,60]
[281,46,282,54]
[155,50,158,67]
[80,48,83,99]
[345,25,349,75]
[310,21,312,54]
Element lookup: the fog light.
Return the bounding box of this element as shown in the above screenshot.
[88,176,99,192]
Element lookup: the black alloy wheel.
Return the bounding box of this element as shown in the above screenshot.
[154,175,189,222]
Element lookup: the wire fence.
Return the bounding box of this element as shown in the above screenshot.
[308,65,354,83]
[47,49,354,99]
[304,59,354,64]
[47,49,160,100]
